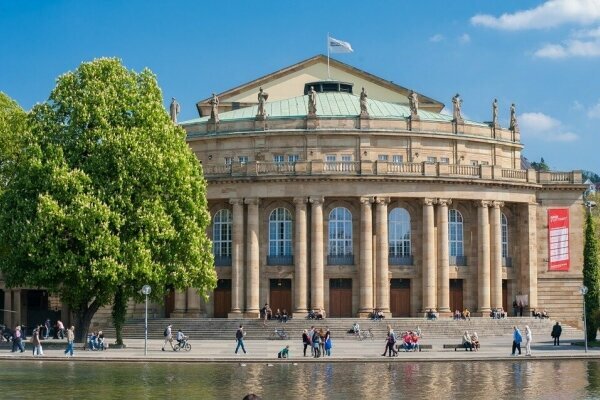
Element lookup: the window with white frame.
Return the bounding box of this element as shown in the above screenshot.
[238,156,249,164]
[273,155,284,163]
[212,209,232,260]
[326,155,336,162]
[501,212,508,258]
[328,207,353,256]
[481,161,489,166]
[378,154,389,161]
[341,155,352,162]
[449,209,464,257]
[224,157,232,165]
[427,156,437,163]
[389,208,411,257]
[440,157,450,164]
[470,160,478,166]
[288,154,299,163]
[392,155,403,164]
[269,208,293,257]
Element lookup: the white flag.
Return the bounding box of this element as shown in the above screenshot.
[328,36,353,53]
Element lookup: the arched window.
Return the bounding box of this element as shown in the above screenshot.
[501,212,509,258]
[328,207,353,264]
[268,208,293,265]
[212,209,232,266]
[449,209,464,264]
[389,207,412,265]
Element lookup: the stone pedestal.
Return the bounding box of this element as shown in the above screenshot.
[306,115,319,129]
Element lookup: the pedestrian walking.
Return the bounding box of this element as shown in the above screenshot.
[32,326,44,357]
[12,326,25,353]
[235,325,247,354]
[64,326,75,357]
[525,326,532,356]
[44,319,51,340]
[511,326,522,356]
[162,324,174,351]
[551,322,562,346]
[302,329,310,357]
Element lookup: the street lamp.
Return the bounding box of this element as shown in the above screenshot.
[141,285,152,356]
[580,285,588,353]
[585,200,597,215]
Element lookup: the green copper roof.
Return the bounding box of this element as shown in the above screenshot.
[180,92,487,126]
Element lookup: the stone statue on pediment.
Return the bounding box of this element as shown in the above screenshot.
[510,103,518,131]
[209,93,219,123]
[308,86,317,116]
[256,87,268,119]
[492,98,498,126]
[409,90,419,118]
[452,93,462,121]
[359,87,368,117]
[169,97,180,124]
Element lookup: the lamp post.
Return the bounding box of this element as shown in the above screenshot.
[585,200,597,215]
[141,285,152,356]
[580,285,588,353]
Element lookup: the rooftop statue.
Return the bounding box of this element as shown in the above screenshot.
[359,87,368,116]
[169,97,180,124]
[409,90,419,118]
[257,87,269,118]
[209,93,220,123]
[308,86,317,115]
[452,93,462,121]
[510,103,518,131]
[492,98,498,126]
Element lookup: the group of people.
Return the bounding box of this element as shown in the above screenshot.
[260,303,289,325]
[306,309,324,320]
[302,326,332,358]
[87,330,106,351]
[162,324,188,351]
[382,325,421,356]
[461,331,481,351]
[511,326,533,356]
[490,308,508,319]
[454,309,471,321]
[371,309,385,320]
[531,308,550,319]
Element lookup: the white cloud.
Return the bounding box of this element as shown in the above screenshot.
[587,100,600,118]
[573,26,600,37]
[534,38,600,58]
[519,112,579,141]
[459,33,471,44]
[429,34,444,43]
[471,0,600,30]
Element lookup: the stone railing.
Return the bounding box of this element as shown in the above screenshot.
[203,161,582,185]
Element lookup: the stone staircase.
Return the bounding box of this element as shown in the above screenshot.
[101,317,581,341]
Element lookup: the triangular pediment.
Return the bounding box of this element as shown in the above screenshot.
[195,55,444,117]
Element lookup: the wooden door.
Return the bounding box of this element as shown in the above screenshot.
[164,288,175,318]
[502,280,508,313]
[270,279,292,314]
[213,279,232,318]
[329,279,352,317]
[449,279,464,312]
[390,279,411,317]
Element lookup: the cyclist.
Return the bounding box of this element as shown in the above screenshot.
[176,329,187,347]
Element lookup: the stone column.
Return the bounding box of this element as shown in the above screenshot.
[359,196,374,316]
[310,196,325,315]
[522,202,538,311]
[229,199,244,315]
[293,197,308,316]
[4,290,12,328]
[172,290,187,317]
[245,197,260,316]
[436,198,451,313]
[422,198,437,312]
[376,197,390,314]
[186,288,202,317]
[490,201,504,310]
[477,200,491,313]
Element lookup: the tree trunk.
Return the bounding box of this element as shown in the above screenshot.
[73,301,100,342]
[112,288,127,346]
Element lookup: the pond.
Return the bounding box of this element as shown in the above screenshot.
[3,359,599,399]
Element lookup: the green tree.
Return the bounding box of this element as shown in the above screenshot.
[0,59,216,341]
[0,92,27,189]
[530,157,550,172]
[583,212,600,341]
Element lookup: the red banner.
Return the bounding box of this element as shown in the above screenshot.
[548,208,570,271]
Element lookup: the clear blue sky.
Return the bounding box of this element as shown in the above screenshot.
[1,0,599,172]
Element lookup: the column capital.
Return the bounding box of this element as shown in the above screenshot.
[491,201,505,209]
[422,198,435,206]
[309,196,324,206]
[293,197,308,206]
[360,196,374,205]
[229,198,244,206]
[375,196,390,205]
[435,198,452,207]
[475,200,491,208]
[244,197,260,206]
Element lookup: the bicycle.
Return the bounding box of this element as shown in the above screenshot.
[270,328,289,340]
[173,337,192,352]
[358,328,374,341]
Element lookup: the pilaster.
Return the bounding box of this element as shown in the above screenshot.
[358,196,374,317]
[293,197,308,317]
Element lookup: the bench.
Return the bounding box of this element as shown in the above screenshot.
[443,344,481,351]
[396,344,432,352]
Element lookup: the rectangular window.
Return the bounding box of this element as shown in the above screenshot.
[238,156,249,165]
[287,154,299,163]
[326,155,336,162]
[378,154,389,161]
[341,155,352,162]
[224,157,232,165]
[273,155,284,163]
[470,160,478,166]
[440,157,450,164]
[481,161,489,166]
[427,156,437,163]
[392,155,403,164]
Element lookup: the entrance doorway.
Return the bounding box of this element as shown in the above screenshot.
[390,279,411,317]
[449,279,464,312]
[502,280,508,312]
[329,279,352,317]
[269,279,292,314]
[164,287,175,318]
[213,279,232,318]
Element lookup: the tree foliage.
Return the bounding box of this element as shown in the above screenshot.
[583,212,600,341]
[583,170,600,184]
[0,59,216,340]
[530,157,550,172]
[0,92,27,189]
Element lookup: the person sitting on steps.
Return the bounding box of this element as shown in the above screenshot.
[462,331,473,351]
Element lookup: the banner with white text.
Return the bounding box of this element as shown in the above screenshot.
[548,208,570,271]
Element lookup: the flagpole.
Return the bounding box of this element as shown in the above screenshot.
[327,33,330,79]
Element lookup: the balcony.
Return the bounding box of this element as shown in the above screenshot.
[327,254,354,265]
[214,255,232,267]
[267,255,294,266]
[450,255,467,266]
[502,257,513,267]
[389,255,414,266]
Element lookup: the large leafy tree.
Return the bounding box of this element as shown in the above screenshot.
[0,92,27,189]
[0,59,216,341]
[583,212,600,341]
